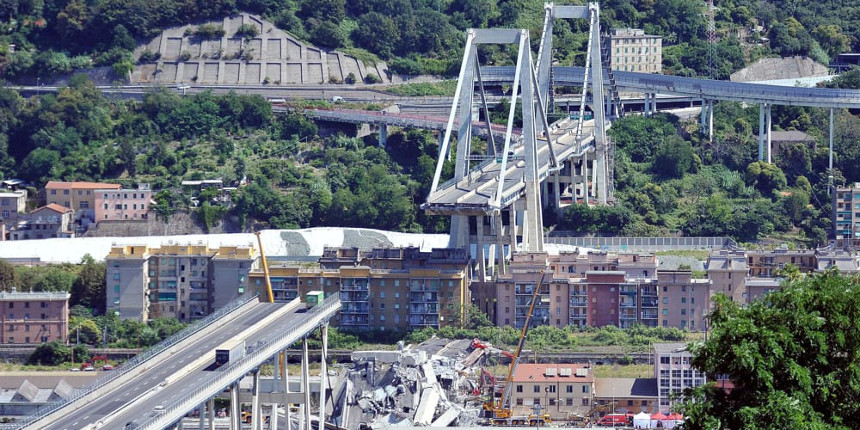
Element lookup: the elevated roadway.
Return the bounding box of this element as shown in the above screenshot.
[19,297,339,430]
[482,66,860,109]
[302,107,519,137]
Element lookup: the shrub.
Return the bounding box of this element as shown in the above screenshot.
[138,49,160,63]
[344,72,356,84]
[234,23,259,39]
[364,73,381,84]
[179,51,192,61]
[194,24,225,39]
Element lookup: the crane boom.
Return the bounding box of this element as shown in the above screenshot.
[255,231,274,303]
[497,270,549,414]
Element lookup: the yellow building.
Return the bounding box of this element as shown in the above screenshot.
[249,247,471,331]
[106,243,257,322]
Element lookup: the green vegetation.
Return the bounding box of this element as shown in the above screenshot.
[0,0,857,81]
[593,364,653,379]
[682,270,860,429]
[385,80,458,96]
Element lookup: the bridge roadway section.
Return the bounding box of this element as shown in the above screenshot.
[482,66,860,109]
[33,297,339,430]
[300,107,519,137]
[424,118,597,215]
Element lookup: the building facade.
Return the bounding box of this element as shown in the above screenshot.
[834,183,860,248]
[507,363,594,420]
[106,243,257,322]
[94,185,152,221]
[248,247,471,331]
[9,204,75,240]
[45,181,121,221]
[653,343,706,411]
[593,378,658,414]
[0,189,27,228]
[605,28,662,73]
[0,291,70,344]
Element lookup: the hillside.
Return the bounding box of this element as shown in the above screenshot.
[1,0,858,82]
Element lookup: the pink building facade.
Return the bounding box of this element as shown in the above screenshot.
[95,186,152,221]
[0,291,69,344]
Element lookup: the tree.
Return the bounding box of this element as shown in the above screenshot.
[27,340,72,365]
[652,135,699,178]
[0,259,16,292]
[71,256,106,314]
[34,268,76,292]
[682,271,860,429]
[746,161,787,196]
[352,12,399,58]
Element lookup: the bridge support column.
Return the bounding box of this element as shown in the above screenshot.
[318,323,329,430]
[829,107,834,192]
[553,171,562,215]
[758,103,765,161]
[509,201,518,252]
[231,382,241,430]
[302,337,312,430]
[282,349,292,429]
[198,403,205,430]
[700,98,707,136]
[378,124,387,147]
[208,398,216,430]
[708,99,714,142]
[270,403,279,430]
[252,370,261,430]
[477,215,487,281]
[766,103,773,163]
[495,214,506,275]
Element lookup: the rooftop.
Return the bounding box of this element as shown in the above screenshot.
[653,342,689,355]
[594,378,658,398]
[511,363,593,383]
[45,181,121,190]
[34,204,73,214]
[0,291,70,301]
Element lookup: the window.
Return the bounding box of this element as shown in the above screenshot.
[79,201,89,209]
[681,297,686,304]
[566,398,574,406]
[549,398,556,406]
[582,385,589,393]
[24,302,29,308]
[516,398,523,406]
[566,385,573,393]
[516,385,523,393]
[681,309,687,315]
[548,385,556,393]
[534,398,541,405]
[7,302,12,309]
[582,398,590,406]
[534,385,541,393]
[662,309,668,315]
[662,297,668,304]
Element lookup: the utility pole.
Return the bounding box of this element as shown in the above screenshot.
[706,0,717,78]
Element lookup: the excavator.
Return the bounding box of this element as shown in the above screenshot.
[483,270,552,427]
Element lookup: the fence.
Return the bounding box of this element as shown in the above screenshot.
[138,296,341,430]
[545,235,736,251]
[8,294,260,430]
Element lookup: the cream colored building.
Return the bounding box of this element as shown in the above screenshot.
[507,363,594,420]
[606,28,662,74]
[106,243,257,322]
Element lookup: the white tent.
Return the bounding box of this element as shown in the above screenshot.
[633,411,652,428]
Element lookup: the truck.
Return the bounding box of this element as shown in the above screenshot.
[597,413,630,427]
[215,340,245,367]
[306,290,324,309]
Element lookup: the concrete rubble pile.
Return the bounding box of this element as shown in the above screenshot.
[330,338,485,429]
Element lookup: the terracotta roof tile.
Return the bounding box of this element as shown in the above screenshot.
[511,363,593,383]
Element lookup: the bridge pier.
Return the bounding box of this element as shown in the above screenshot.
[495,214,507,275]
[318,323,329,430]
[758,103,765,161]
[208,398,215,430]
[231,382,241,430]
[251,370,261,430]
[766,103,773,163]
[829,107,834,192]
[302,336,312,430]
[477,215,487,281]
[378,124,387,147]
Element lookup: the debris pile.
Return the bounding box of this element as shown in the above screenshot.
[329,338,486,429]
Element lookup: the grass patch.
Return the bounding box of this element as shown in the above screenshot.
[339,47,380,66]
[593,364,654,378]
[655,250,710,260]
[384,80,458,97]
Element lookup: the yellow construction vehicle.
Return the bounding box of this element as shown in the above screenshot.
[483,271,552,426]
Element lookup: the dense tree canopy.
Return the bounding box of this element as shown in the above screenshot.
[683,271,860,429]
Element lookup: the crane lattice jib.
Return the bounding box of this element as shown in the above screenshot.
[498,270,549,413]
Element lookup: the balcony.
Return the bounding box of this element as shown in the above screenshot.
[569,299,588,307]
[341,303,370,313]
[341,315,369,326]
[620,300,637,308]
[410,304,439,314]
[411,292,438,303]
[340,291,369,302]
[410,280,440,292]
[410,315,439,327]
[341,279,370,291]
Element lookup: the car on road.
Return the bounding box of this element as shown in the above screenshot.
[102,364,115,371]
[82,364,95,372]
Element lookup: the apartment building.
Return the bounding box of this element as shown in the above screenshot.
[106,243,257,322]
[507,363,594,420]
[8,204,74,240]
[94,184,152,221]
[605,28,662,73]
[0,189,27,228]
[654,343,706,411]
[0,291,70,344]
[834,183,860,248]
[248,247,471,331]
[45,181,121,222]
[705,249,748,303]
[746,248,816,277]
[656,271,709,331]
